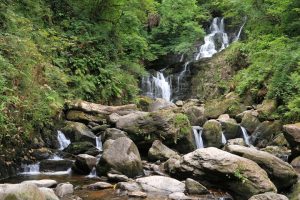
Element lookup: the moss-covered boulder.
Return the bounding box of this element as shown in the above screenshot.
[217,115,241,140]
[64,141,95,155]
[202,120,223,148]
[62,121,96,144]
[148,98,176,112]
[240,111,261,134]
[66,110,106,125]
[136,96,155,111]
[283,123,300,160]
[257,99,277,120]
[183,105,207,126]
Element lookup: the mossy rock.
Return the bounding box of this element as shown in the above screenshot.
[136,96,155,111]
[202,120,223,148]
[257,99,277,120]
[65,141,94,155]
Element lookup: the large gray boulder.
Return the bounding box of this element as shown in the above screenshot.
[72,154,97,175]
[183,105,206,126]
[97,137,143,178]
[55,183,73,198]
[225,145,297,190]
[148,98,176,112]
[103,128,127,142]
[66,110,106,124]
[283,123,300,160]
[0,183,46,200]
[248,192,288,200]
[22,179,57,188]
[62,121,96,144]
[202,120,223,148]
[148,140,178,162]
[39,188,59,200]
[164,147,276,200]
[185,178,209,195]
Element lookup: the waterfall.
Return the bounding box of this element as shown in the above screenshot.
[86,167,98,178]
[96,136,103,151]
[221,132,227,144]
[192,126,204,149]
[57,130,71,150]
[48,155,63,160]
[233,17,247,42]
[20,163,40,175]
[240,126,250,146]
[195,17,229,60]
[141,72,171,101]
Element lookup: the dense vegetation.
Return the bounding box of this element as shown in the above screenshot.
[0,0,299,160]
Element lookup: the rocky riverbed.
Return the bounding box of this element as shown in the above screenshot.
[1,97,300,200]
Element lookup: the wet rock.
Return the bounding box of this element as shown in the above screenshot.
[39,188,59,200]
[30,148,51,160]
[87,182,113,190]
[72,154,97,175]
[227,138,246,146]
[256,99,277,120]
[220,120,241,140]
[91,124,110,133]
[66,110,106,124]
[164,147,276,199]
[217,114,237,124]
[175,101,184,107]
[148,98,176,112]
[183,105,207,126]
[240,111,261,133]
[22,179,57,188]
[103,128,127,142]
[169,192,191,200]
[148,140,178,162]
[291,156,300,167]
[283,122,300,160]
[270,133,289,147]
[0,159,17,180]
[225,145,297,190]
[55,183,74,198]
[40,160,73,172]
[97,137,143,178]
[0,183,46,200]
[248,192,288,200]
[84,147,101,156]
[65,141,94,155]
[128,191,147,198]
[116,182,140,191]
[185,178,209,195]
[250,121,282,148]
[202,120,223,148]
[62,121,96,144]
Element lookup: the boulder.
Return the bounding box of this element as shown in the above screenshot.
[248,192,288,200]
[289,181,300,200]
[256,99,277,120]
[116,110,194,154]
[40,160,73,172]
[270,133,289,147]
[217,114,237,124]
[62,121,96,144]
[250,121,282,148]
[148,98,176,112]
[97,137,143,178]
[87,182,113,190]
[175,101,184,107]
[65,100,138,115]
[168,192,191,200]
[0,183,46,200]
[240,111,261,133]
[29,148,51,160]
[39,188,59,200]
[283,123,300,160]
[66,110,106,124]
[103,128,127,142]
[225,145,297,190]
[260,146,290,162]
[55,183,74,198]
[91,124,110,133]
[202,120,223,148]
[219,120,241,140]
[128,191,147,198]
[291,156,300,167]
[65,141,94,155]
[164,147,277,199]
[22,179,57,188]
[148,140,178,162]
[72,154,97,175]
[0,160,17,180]
[183,105,206,126]
[116,182,141,191]
[185,178,209,195]
[108,113,121,124]
[227,138,246,146]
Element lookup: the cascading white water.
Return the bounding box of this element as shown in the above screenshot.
[195,17,229,60]
[48,155,63,160]
[192,126,204,149]
[221,132,227,144]
[233,17,247,42]
[240,126,250,146]
[86,167,98,178]
[57,130,71,150]
[96,136,103,151]
[20,163,40,175]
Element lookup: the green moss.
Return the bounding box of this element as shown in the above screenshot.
[174,113,191,142]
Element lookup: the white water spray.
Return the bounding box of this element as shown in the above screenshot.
[192,126,204,149]
[57,130,71,150]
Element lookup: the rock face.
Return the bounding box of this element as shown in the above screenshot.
[164,147,277,200]
[66,110,106,124]
[248,192,288,200]
[62,121,96,144]
[40,160,73,172]
[202,120,223,148]
[148,98,176,112]
[72,154,97,175]
[225,145,297,190]
[0,183,46,200]
[116,110,194,154]
[283,123,300,159]
[185,178,209,195]
[97,137,143,178]
[148,140,178,162]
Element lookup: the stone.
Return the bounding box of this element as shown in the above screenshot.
[164,147,276,200]
[257,99,277,120]
[217,114,237,124]
[240,111,261,133]
[168,192,191,200]
[87,182,113,190]
[65,141,94,155]
[270,133,289,147]
[148,140,178,162]
[116,182,140,191]
[202,120,223,148]
[72,154,97,175]
[260,146,290,162]
[183,105,207,126]
[91,124,110,133]
[97,137,143,178]
[225,145,297,190]
[291,156,300,167]
[136,176,185,194]
[22,179,57,188]
[66,110,106,124]
[108,113,121,124]
[220,120,241,140]
[103,128,127,142]
[62,121,96,144]
[250,120,282,148]
[55,183,74,198]
[185,178,209,195]
[289,181,300,200]
[0,183,46,200]
[39,188,59,200]
[175,101,184,107]
[128,191,147,198]
[148,98,176,112]
[248,192,288,200]
[40,160,73,172]
[227,138,246,146]
[30,148,51,160]
[283,123,300,160]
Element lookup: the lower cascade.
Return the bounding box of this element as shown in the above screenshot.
[240,126,251,146]
[192,126,204,149]
[95,136,103,151]
[221,132,227,144]
[57,130,71,150]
